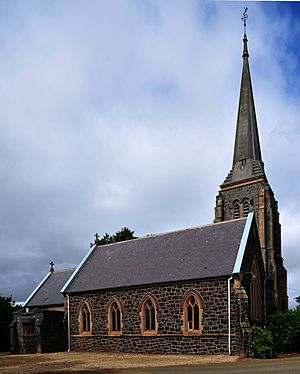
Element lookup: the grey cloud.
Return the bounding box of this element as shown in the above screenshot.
[0,1,299,307]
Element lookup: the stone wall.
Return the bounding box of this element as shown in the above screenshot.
[215,179,288,314]
[11,310,37,354]
[10,309,67,354]
[217,180,263,223]
[69,277,250,355]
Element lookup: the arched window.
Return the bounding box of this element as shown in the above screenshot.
[183,293,203,335]
[250,257,262,322]
[108,299,122,335]
[243,199,250,217]
[233,201,240,219]
[140,296,157,335]
[79,301,92,335]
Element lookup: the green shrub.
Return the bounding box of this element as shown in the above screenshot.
[250,325,274,359]
[268,308,300,353]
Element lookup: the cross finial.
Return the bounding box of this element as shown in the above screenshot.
[241,7,248,34]
[90,232,100,248]
[49,261,54,272]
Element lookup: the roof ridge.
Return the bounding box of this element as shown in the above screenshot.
[95,219,247,251]
[53,267,76,273]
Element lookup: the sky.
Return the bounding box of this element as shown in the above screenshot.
[0,0,299,308]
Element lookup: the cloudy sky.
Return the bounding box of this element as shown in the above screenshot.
[1,0,299,308]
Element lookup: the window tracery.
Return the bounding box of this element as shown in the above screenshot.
[140,295,157,335]
[79,301,92,335]
[183,292,203,335]
[108,299,122,335]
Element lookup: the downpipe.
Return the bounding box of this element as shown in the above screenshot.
[67,294,71,352]
[228,276,233,355]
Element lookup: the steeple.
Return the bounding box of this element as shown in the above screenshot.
[222,9,265,186]
[214,9,288,315]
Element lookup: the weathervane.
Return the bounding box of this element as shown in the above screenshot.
[241,7,248,34]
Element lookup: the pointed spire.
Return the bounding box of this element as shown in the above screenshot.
[233,7,262,166]
[222,9,265,186]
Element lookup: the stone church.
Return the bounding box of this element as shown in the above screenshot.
[11,267,74,353]
[60,24,288,356]
[14,20,288,356]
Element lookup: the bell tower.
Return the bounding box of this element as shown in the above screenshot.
[214,10,288,314]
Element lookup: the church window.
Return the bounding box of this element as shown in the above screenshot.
[23,322,35,336]
[183,293,203,335]
[243,199,250,217]
[108,299,122,335]
[79,301,92,335]
[233,201,240,219]
[250,257,262,322]
[140,296,157,335]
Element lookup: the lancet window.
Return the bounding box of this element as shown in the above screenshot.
[233,201,240,219]
[250,257,262,322]
[108,299,122,335]
[141,296,157,335]
[79,301,92,335]
[183,293,203,335]
[243,199,250,217]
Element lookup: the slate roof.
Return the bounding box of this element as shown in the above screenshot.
[64,218,249,294]
[25,268,75,307]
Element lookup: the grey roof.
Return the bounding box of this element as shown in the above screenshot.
[25,268,75,307]
[223,33,265,186]
[65,218,248,294]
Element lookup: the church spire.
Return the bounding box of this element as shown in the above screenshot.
[233,8,262,166]
[222,9,265,186]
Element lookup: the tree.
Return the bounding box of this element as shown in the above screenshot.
[98,233,113,245]
[268,308,300,354]
[0,295,20,352]
[112,227,136,243]
[90,227,136,247]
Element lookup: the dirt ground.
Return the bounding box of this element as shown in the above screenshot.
[0,351,239,374]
